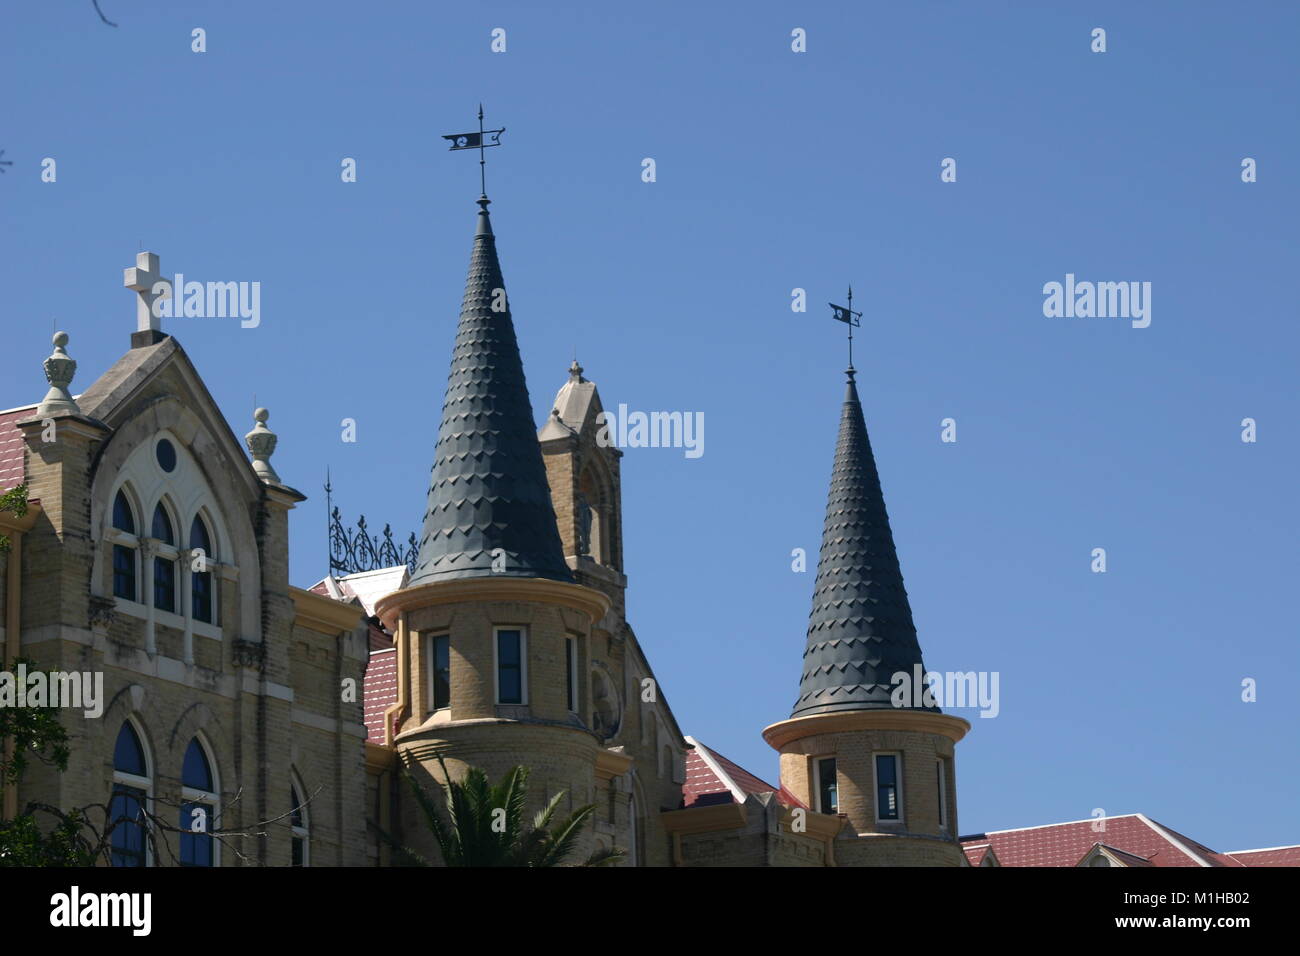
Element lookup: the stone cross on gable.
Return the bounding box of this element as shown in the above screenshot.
[123,251,171,333]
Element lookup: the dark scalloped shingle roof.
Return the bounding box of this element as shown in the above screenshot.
[409,199,572,586]
[792,370,933,717]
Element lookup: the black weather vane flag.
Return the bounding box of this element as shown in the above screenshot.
[443,105,505,197]
[829,286,863,368]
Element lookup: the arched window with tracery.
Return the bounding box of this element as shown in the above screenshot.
[110,719,151,867]
[151,502,178,613]
[111,489,139,601]
[180,736,218,867]
[189,514,215,623]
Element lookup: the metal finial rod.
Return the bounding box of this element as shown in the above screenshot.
[847,286,854,369]
[478,104,487,196]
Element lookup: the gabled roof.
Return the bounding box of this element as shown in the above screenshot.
[961,814,1233,867]
[309,565,408,617]
[538,360,601,441]
[792,369,933,717]
[1078,843,1156,867]
[409,198,572,586]
[682,736,805,809]
[1220,844,1300,867]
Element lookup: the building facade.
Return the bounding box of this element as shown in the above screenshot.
[1,196,1292,868]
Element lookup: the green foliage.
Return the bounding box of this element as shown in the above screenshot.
[378,755,625,868]
[0,483,29,554]
[0,655,83,866]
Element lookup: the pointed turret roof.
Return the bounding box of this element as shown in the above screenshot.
[409,197,572,585]
[792,368,935,717]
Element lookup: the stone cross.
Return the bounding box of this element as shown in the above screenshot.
[123,251,170,333]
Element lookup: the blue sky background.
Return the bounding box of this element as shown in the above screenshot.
[3,2,1297,851]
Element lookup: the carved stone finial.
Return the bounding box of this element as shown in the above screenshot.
[568,359,585,383]
[244,406,280,483]
[37,330,81,418]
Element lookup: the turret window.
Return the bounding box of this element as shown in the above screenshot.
[494,628,527,705]
[937,759,948,829]
[565,636,578,713]
[429,634,450,710]
[875,753,901,822]
[815,757,838,814]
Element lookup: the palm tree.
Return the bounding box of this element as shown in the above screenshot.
[381,755,625,867]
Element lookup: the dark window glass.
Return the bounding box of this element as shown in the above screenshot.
[432,635,450,710]
[497,630,522,704]
[113,544,136,601]
[179,802,213,866]
[876,754,899,820]
[817,758,838,814]
[153,556,175,613]
[291,784,306,866]
[182,739,214,791]
[151,503,174,544]
[565,638,576,712]
[189,516,213,623]
[292,837,305,867]
[110,786,147,867]
[114,722,147,776]
[937,761,946,825]
[112,490,135,533]
[290,786,304,830]
[155,438,177,473]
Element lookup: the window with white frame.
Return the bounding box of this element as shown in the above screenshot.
[111,489,139,602]
[428,634,450,711]
[188,513,216,624]
[874,752,902,823]
[151,501,179,614]
[180,736,218,867]
[110,719,151,867]
[815,756,839,814]
[494,628,527,705]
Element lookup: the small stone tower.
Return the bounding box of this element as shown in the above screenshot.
[763,367,970,866]
[374,196,612,861]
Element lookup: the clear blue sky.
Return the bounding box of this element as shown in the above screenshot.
[3,2,1297,852]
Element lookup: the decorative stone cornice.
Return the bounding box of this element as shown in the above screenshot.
[374,575,610,632]
[762,708,971,751]
[290,585,364,634]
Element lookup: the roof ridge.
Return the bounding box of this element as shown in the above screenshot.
[1136,814,1214,867]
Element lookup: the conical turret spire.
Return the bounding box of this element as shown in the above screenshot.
[409,198,572,585]
[792,368,934,717]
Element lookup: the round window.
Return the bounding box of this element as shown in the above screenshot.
[156,438,177,473]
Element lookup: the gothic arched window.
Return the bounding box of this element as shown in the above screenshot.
[110,719,151,867]
[151,502,177,613]
[189,514,215,623]
[180,737,218,867]
[111,489,139,601]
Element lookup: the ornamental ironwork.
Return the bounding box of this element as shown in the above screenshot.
[326,473,418,577]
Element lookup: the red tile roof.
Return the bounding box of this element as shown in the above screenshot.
[682,737,805,809]
[960,814,1269,867]
[363,648,397,744]
[1221,845,1300,867]
[0,407,33,492]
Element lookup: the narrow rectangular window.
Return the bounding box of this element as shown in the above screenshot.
[937,759,948,828]
[565,637,576,712]
[496,629,524,704]
[192,569,213,623]
[816,757,838,814]
[153,557,175,613]
[431,635,450,710]
[876,754,900,821]
[113,545,136,601]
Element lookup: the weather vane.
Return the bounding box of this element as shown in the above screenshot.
[829,286,863,369]
[442,105,505,197]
